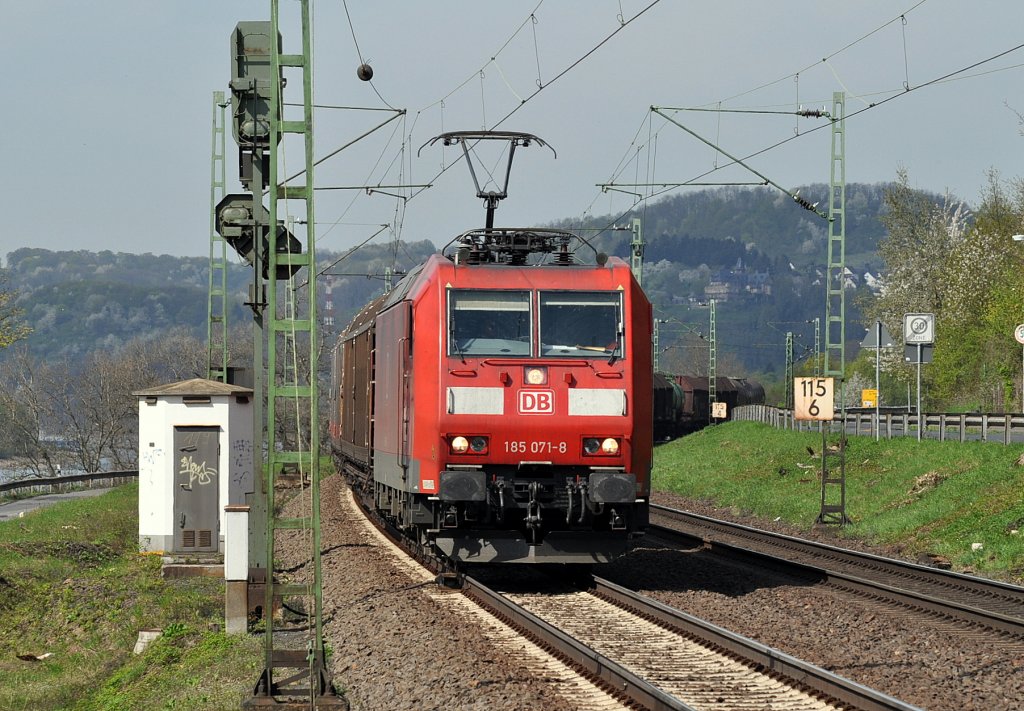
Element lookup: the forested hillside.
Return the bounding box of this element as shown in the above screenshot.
[560,183,900,379]
[583,183,889,270]
[2,241,438,360]
[0,183,917,384]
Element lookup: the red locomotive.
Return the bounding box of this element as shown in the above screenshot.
[329,228,653,563]
[329,132,653,564]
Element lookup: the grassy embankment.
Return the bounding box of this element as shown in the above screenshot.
[654,420,1024,581]
[0,483,261,710]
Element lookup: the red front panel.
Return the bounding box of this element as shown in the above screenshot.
[403,255,653,495]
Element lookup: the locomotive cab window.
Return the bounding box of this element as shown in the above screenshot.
[448,290,531,357]
[539,291,623,359]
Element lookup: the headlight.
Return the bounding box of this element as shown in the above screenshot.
[524,366,548,385]
[470,436,488,453]
[583,437,620,456]
[449,435,488,454]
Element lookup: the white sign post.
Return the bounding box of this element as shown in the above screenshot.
[904,313,935,441]
[1015,324,1024,413]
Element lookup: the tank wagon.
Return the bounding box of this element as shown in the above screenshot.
[329,228,653,564]
[653,374,765,439]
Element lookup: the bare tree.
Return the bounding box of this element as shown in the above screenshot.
[0,330,212,475]
[0,347,64,477]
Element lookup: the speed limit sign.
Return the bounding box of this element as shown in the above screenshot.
[904,313,935,344]
[794,377,834,421]
[1015,324,1024,345]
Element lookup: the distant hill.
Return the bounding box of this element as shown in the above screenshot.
[3,242,436,360]
[563,182,891,272]
[550,183,906,377]
[1,183,944,381]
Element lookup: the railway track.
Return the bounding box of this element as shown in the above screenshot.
[350,487,917,710]
[469,569,919,711]
[649,504,1024,642]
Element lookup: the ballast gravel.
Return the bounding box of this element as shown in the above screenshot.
[638,491,1024,710]
[275,478,1024,710]
[275,474,608,711]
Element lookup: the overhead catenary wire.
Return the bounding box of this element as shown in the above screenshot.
[415,1,547,116]
[314,112,408,245]
[652,106,828,218]
[705,0,931,108]
[303,1,663,275]
[304,3,557,269]
[276,109,405,189]
[582,39,1024,243]
[313,224,391,282]
[341,0,396,109]
[403,0,664,206]
[314,2,1016,284]
[584,0,937,225]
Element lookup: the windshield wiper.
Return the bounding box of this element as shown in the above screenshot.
[450,321,467,364]
[608,329,622,365]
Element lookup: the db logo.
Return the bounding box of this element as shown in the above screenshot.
[518,390,554,414]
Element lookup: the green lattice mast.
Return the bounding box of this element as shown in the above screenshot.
[219,4,341,705]
[824,91,846,386]
[818,91,849,526]
[708,299,717,423]
[207,91,229,383]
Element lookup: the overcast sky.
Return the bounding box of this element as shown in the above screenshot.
[4,1,1023,262]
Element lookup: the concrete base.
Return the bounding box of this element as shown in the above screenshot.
[138,533,173,553]
[161,557,224,577]
[225,580,249,635]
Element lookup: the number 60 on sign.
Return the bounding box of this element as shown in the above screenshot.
[794,377,834,421]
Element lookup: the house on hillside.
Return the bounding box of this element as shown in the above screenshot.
[704,271,741,301]
[703,262,774,302]
[863,270,882,293]
[746,270,772,296]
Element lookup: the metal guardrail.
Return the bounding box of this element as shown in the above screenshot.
[734,405,1024,444]
[0,470,139,496]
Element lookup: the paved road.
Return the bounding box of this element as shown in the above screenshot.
[0,488,114,522]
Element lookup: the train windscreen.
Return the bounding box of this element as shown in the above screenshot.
[539,291,623,359]
[448,290,532,356]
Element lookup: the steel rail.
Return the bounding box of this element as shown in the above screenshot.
[650,504,1024,639]
[590,575,920,711]
[461,574,696,711]
[349,486,688,709]
[348,489,916,709]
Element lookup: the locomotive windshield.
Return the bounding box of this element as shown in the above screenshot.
[446,289,624,359]
[539,291,623,359]
[448,290,531,356]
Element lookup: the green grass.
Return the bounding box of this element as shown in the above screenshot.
[654,421,1024,581]
[0,484,261,710]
